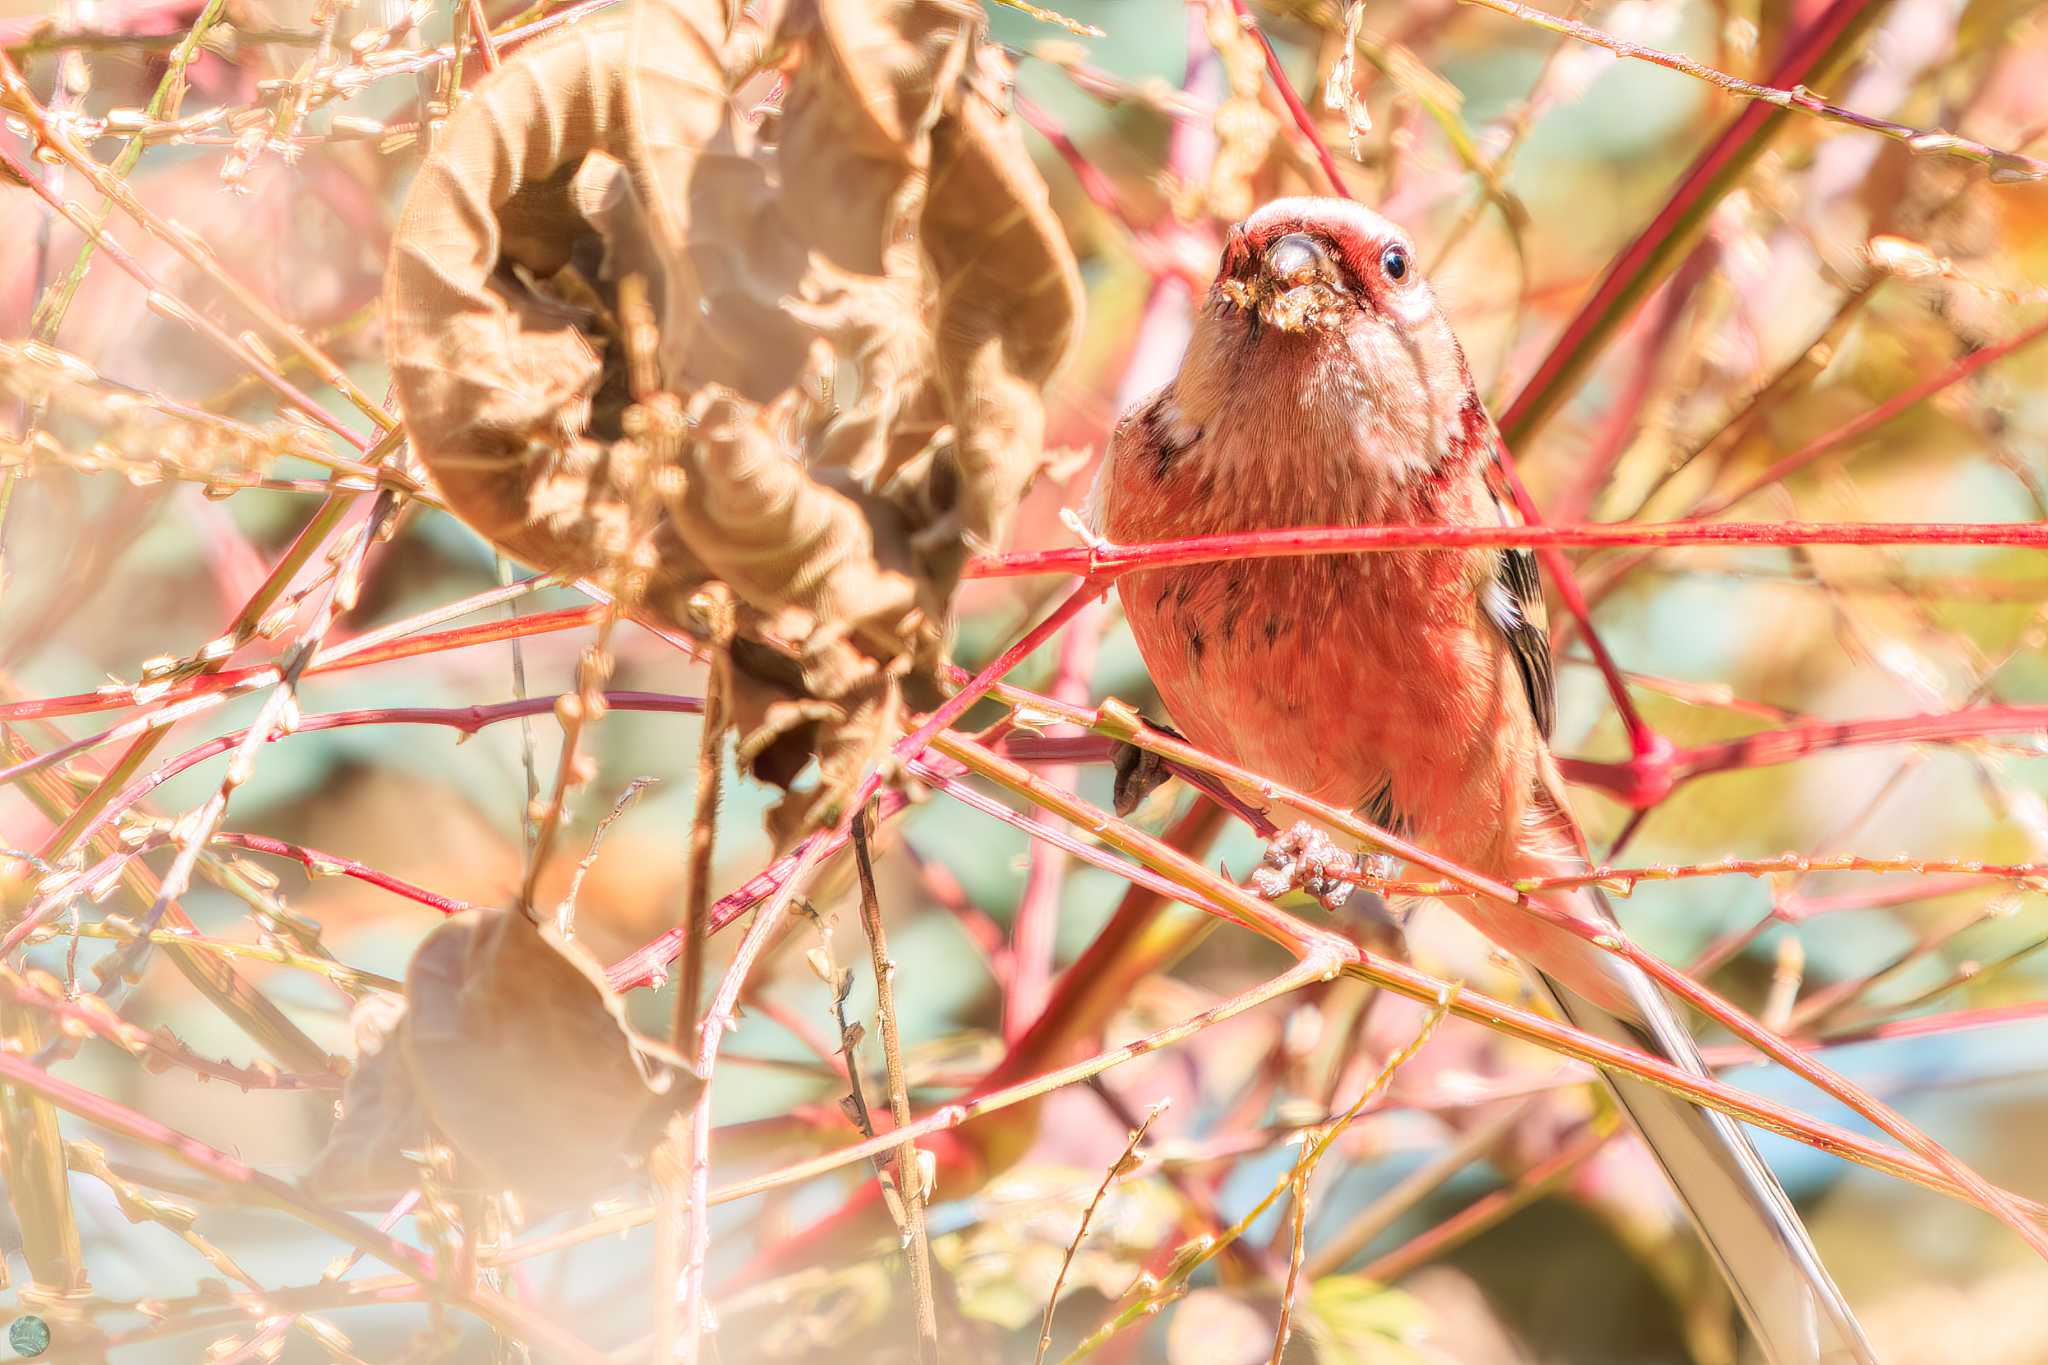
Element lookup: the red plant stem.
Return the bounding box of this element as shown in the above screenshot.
[605,583,1104,990]
[1607,922,2048,1257]
[1495,0,1892,445]
[1550,254,1710,527]
[1361,1124,1613,1282]
[605,788,914,991]
[1392,999,2048,1077]
[212,832,479,915]
[884,581,1102,795]
[677,833,831,1365]
[1780,874,1987,922]
[0,967,337,1090]
[0,603,606,724]
[1016,95,1142,238]
[1501,458,1661,754]
[1229,0,1351,197]
[0,1049,430,1272]
[1690,314,2048,518]
[1006,601,1107,1043]
[1555,309,2048,645]
[1561,703,2048,806]
[0,1053,612,1361]
[966,518,2048,580]
[463,0,499,69]
[908,758,1233,931]
[901,841,1006,967]
[985,799,1231,1094]
[705,918,2045,1222]
[1791,999,2048,1052]
[62,692,704,855]
[971,697,2048,1244]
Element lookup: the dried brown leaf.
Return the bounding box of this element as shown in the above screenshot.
[308,910,695,1203]
[401,908,693,1203]
[385,0,1082,838]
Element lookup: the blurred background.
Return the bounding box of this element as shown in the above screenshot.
[3,0,2048,1357]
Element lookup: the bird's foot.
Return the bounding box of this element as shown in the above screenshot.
[1110,740,1174,816]
[1251,821,1365,909]
[1110,719,1190,816]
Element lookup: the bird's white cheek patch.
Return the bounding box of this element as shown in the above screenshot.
[1391,286,1437,330]
[1159,400,1201,452]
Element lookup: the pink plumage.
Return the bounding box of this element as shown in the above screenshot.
[1094,197,1874,1365]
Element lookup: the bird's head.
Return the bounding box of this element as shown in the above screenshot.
[1212,198,1449,344]
[1184,197,1479,487]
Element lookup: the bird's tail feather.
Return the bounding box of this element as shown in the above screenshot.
[1526,890,1876,1365]
[1470,757,1877,1362]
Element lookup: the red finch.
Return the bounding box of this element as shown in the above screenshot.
[1093,198,1873,1365]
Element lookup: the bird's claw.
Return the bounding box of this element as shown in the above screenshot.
[1110,719,1188,816]
[1250,821,1362,909]
[1111,741,1173,816]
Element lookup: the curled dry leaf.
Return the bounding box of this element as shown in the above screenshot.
[308,909,696,1204]
[385,0,1082,837]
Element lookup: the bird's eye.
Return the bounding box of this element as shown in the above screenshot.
[1380,245,1409,281]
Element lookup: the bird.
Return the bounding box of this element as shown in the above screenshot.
[1090,196,1875,1365]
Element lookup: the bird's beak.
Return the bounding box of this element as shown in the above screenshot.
[1263,234,1337,291]
[1234,233,1341,333]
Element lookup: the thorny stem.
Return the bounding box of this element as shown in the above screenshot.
[1463,0,2048,182]
[852,805,940,1364]
[1034,1099,1167,1365]
[950,697,2048,1237]
[676,835,831,1365]
[1060,996,1452,1362]
[1495,0,1894,446]
[965,518,2048,580]
[673,596,733,1048]
[1228,0,1352,197]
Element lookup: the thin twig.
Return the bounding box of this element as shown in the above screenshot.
[853,803,941,1364]
[554,778,659,934]
[1060,992,1454,1362]
[1035,1099,1167,1365]
[1463,0,2047,182]
[673,591,733,1048]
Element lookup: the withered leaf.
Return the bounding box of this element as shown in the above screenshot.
[310,910,696,1204]
[386,0,1083,841]
[400,909,693,1204]
[304,1026,426,1202]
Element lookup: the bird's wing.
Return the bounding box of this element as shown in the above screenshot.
[1477,457,1556,740]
